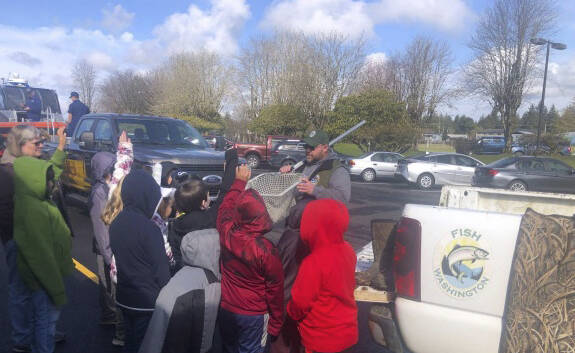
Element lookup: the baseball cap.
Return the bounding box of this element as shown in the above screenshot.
[69,91,79,98]
[303,130,329,148]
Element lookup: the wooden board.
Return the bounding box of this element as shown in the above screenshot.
[354,286,393,303]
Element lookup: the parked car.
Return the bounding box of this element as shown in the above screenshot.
[473,156,575,193]
[54,113,225,200]
[234,135,299,169]
[473,136,505,154]
[396,153,484,189]
[511,143,551,156]
[269,140,306,169]
[560,145,575,156]
[348,151,404,182]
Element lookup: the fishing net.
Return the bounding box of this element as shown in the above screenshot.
[500,208,575,353]
[246,172,303,223]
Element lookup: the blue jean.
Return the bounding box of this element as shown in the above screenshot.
[30,289,60,353]
[219,308,265,353]
[121,308,152,353]
[0,241,11,353]
[6,240,32,347]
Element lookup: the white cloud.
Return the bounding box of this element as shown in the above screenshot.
[262,0,474,39]
[366,52,387,64]
[153,0,251,56]
[102,4,135,34]
[0,25,143,112]
[262,0,373,39]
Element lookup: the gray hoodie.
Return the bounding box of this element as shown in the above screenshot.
[89,152,116,263]
[140,229,221,353]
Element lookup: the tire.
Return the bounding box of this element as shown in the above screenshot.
[361,168,376,182]
[281,159,296,168]
[508,180,527,192]
[246,153,261,169]
[514,151,524,157]
[417,173,435,190]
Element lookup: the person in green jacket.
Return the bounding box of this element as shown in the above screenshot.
[13,127,73,353]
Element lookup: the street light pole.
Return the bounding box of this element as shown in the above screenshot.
[536,41,550,150]
[530,38,567,151]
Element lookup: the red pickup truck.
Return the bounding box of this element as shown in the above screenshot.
[235,135,299,169]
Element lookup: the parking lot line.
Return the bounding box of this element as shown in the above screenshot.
[73,258,99,284]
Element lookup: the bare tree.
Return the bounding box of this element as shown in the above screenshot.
[72,59,97,109]
[98,70,155,114]
[402,37,454,124]
[153,52,231,122]
[465,0,557,150]
[236,32,366,129]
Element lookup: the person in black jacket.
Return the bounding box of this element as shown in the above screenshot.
[168,149,237,271]
[109,170,170,353]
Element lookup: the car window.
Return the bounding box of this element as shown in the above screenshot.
[436,155,454,165]
[278,143,299,152]
[488,157,516,168]
[455,155,477,167]
[382,154,400,163]
[94,120,113,141]
[519,159,545,172]
[74,119,95,141]
[117,119,207,148]
[545,159,572,175]
[371,153,386,162]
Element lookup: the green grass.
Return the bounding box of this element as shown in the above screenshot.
[333,143,365,157]
[416,143,455,153]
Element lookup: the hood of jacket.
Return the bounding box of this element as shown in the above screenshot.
[300,198,349,252]
[121,170,161,219]
[91,152,115,183]
[234,188,273,236]
[13,156,51,201]
[181,228,221,280]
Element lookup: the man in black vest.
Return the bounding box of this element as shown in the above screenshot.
[280,130,350,204]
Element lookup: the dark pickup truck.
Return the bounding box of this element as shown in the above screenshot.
[54,113,225,199]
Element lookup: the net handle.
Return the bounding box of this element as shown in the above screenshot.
[291,120,366,172]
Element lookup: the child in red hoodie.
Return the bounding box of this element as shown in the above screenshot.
[288,199,358,353]
[217,165,284,353]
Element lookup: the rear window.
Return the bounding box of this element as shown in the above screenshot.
[487,157,516,168]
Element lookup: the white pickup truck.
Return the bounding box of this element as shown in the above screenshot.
[366,186,575,353]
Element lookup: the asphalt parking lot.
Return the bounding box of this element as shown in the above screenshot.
[4,175,441,353]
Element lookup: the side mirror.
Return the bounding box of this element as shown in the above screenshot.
[79,131,94,148]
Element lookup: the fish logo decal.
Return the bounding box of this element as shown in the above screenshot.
[433,229,491,299]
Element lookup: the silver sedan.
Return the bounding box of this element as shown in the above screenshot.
[396,153,485,189]
[348,152,404,182]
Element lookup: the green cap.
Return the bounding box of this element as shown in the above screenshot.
[303,130,329,148]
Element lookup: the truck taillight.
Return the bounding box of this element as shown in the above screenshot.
[349,160,355,166]
[393,217,421,301]
[487,169,499,176]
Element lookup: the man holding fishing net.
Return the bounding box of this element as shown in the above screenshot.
[279,130,350,204]
[269,129,352,353]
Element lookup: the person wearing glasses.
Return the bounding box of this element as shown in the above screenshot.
[0,125,67,352]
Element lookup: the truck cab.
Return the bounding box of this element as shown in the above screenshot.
[60,113,225,198]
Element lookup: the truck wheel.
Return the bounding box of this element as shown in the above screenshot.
[361,168,376,182]
[508,180,527,192]
[417,173,435,189]
[246,153,261,169]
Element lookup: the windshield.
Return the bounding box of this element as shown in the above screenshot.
[1,86,61,114]
[117,119,208,148]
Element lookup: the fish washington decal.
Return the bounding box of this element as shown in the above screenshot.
[433,228,491,299]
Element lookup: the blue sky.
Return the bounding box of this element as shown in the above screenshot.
[1,0,574,119]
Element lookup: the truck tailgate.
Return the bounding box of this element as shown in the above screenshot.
[397,204,522,353]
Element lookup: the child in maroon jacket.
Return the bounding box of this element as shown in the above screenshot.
[288,199,358,353]
[217,165,284,353]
